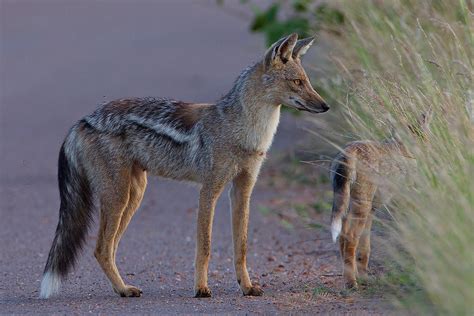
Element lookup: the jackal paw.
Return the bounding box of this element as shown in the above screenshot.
[243,285,264,296]
[194,286,212,298]
[116,285,142,297]
[345,280,358,291]
[358,271,370,285]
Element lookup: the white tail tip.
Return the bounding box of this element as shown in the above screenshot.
[331,217,342,243]
[39,271,61,299]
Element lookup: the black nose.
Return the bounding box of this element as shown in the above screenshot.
[321,102,330,112]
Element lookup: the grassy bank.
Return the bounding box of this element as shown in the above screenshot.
[321,1,473,313]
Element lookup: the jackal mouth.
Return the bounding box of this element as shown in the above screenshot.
[294,100,329,114]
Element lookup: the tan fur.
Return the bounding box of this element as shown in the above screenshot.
[330,111,432,289]
[41,34,329,299]
[171,103,212,130]
[337,142,382,290]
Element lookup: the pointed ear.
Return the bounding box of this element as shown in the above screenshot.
[292,36,315,59]
[408,107,433,139]
[277,33,298,62]
[263,33,298,69]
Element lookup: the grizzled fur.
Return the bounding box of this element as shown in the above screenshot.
[82,98,214,182]
[40,33,329,299]
[329,110,432,290]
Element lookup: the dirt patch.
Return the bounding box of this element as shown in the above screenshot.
[252,148,392,314]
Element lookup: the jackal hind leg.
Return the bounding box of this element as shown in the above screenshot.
[338,216,348,274]
[339,215,350,259]
[230,170,263,296]
[94,167,141,297]
[194,178,227,298]
[342,195,373,290]
[113,165,147,260]
[357,212,373,284]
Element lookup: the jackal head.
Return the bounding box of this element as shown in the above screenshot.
[392,107,433,143]
[408,107,433,140]
[261,33,329,113]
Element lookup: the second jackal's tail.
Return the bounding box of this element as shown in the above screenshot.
[330,155,353,243]
[40,136,94,299]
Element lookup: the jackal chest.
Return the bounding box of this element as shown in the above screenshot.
[231,142,266,161]
[239,106,280,153]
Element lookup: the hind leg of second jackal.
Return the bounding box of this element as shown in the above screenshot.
[229,170,263,296]
[356,212,373,281]
[341,198,373,290]
[95,168,141,297]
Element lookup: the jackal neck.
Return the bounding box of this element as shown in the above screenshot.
[216,62,281,153]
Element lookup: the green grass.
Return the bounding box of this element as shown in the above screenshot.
[312,282,339,298]
[257,205,272,216]
[315,0,474,314]
[279,218,294,230]
[294,203,310,218]
[311,200,331,214]
[307,222,324,230]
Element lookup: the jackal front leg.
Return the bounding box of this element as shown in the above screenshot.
[194,180,226,298]
[229,170,263,296]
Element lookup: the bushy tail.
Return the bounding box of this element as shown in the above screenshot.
[40,138,94,299]
[330,155,353,243]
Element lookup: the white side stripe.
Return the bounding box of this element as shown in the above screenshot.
[127,115,195,143]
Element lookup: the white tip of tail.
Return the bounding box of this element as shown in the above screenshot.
[39,271,61,299]
[331,217,342,243]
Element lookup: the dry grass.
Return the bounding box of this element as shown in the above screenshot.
[313,0,473,313]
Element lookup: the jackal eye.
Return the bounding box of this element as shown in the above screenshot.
[292,79,302,86]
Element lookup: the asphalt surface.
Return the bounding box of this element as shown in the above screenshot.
[0,1,386,314]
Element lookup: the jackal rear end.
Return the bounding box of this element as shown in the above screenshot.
[329,110,431,289]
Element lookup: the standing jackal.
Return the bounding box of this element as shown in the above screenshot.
[329,110,432,289]
[40,33,329,299]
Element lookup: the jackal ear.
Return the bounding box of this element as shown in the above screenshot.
[264,33,298,69]
[292,36,315,59]
[408,107,433,139]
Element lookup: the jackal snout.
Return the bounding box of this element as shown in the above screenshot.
[289,88,329,114]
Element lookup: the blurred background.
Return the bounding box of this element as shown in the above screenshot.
[1,0,472,314]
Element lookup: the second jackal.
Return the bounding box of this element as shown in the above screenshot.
[330,110,432,289]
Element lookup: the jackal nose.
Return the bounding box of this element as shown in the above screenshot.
[320,102,330,112]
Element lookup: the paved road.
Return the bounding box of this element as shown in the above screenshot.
[0,1,384,314]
